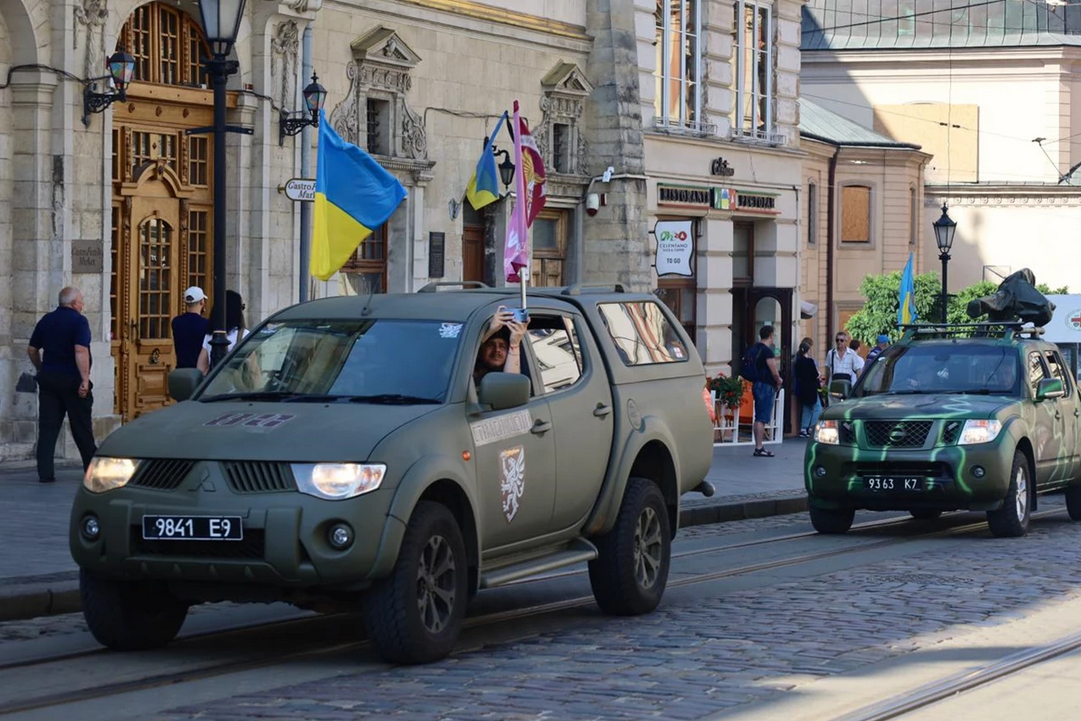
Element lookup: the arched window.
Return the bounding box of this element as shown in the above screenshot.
[118,2,210,87]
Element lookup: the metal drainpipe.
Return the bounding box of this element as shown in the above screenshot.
[825,144,840,350]
[298,23,314,302]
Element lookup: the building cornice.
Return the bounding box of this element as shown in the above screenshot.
[926,184,1081,207]
[644,130,808,160]
[801,46,1081,64]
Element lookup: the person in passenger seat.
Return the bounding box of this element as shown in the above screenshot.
[474,307,528,385]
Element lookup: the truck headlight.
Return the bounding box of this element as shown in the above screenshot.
[291,463,386,500]
[83,457,139,493]
[815,420,840,445]
[958,420,1003,446]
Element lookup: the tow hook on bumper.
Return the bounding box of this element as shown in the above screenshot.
[693,481,716,498]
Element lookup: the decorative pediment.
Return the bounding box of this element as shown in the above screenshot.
[540,62,593,98]
[350,27,422,70]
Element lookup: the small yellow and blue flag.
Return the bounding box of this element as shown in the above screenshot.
[898,251,919,325]
[311,111,407,281]
[465,111,509,211]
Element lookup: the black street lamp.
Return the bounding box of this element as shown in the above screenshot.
[279,72,327,145]
[933,202,957,323]
[190,0,252,368]
[82,47,136,127]
[488,142,516,194]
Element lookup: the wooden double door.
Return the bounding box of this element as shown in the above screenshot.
[110,104,214,422]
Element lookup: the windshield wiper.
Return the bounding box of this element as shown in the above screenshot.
[200,391,305,402]
[884,390,927,395]
[346,394,440,405]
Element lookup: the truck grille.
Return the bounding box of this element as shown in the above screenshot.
[130,528,265,559]
[129,459,196,491]
[863,420,933,449]
[940,420,963,446]
[222,462,296,494]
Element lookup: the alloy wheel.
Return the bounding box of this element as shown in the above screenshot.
[1015,466,1028,522]
[416,535,456,635]
[633,507,663,589]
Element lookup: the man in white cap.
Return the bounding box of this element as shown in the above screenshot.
[172,286,210,370]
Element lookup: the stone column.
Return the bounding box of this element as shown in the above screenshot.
[583,0,650,292]
[698,217,734,374]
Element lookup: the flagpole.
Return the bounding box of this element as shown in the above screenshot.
[511,99,529,310]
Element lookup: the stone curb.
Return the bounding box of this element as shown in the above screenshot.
[0,493,808,623]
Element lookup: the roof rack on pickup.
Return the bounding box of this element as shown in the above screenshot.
[899,322,1045,341]
[561,283,625,296]
[417,281,490,293]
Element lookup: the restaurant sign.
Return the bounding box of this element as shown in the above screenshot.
[657,183,711,209]
[712,188,781,215]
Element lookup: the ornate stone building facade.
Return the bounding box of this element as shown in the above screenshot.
[0,0,808,460]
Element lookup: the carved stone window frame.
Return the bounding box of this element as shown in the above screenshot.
[534,62,593,185]
[328,26,428,161]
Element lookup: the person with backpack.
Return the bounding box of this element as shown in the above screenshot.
[740,325,784,457]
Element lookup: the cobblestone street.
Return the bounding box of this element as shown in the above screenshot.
[141,499,1081,721]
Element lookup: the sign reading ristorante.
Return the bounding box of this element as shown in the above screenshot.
[657,183,711,208]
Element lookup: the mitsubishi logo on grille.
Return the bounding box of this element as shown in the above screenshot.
[889,424,907,442]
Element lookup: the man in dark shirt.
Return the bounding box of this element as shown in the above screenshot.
[27,287,97,482]
[172,286,210,370]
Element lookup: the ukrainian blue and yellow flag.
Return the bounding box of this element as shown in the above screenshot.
[312,111,407,281]
[464,111,509,211]
[898,251,919,325]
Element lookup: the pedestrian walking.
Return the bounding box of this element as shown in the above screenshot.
[26,287,97,482]
[747,325,783,457]
[172,286,210,369]
[197,290,250,374]
[793,337,823,437]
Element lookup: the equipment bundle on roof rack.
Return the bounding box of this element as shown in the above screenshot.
[966,268,1056,327]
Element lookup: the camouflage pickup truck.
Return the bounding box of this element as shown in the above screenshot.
[70,284,714,664]
[806,323,1081,538]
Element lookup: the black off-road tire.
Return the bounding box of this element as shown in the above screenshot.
[910,509,943,521]
[1065,483,1081,521]
[364,502,467,665]
[588,477,671,616]
[809,506,855,534]
[987,450,1031,538]
[80,569,189,651]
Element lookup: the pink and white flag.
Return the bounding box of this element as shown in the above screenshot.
[503,100,547,283]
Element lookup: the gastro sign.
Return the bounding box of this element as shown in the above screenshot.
[712,188,780,215]
[657,184,711,209]
[653,220,694,277]
[281,178,316,202]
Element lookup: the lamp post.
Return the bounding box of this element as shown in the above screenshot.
[82,47,136,127]
[933,202,957,324]
[278,72,327,145]
[190,0,251,368]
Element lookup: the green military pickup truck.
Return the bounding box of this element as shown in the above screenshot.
[70,284,714,664]
[806,323,1081,538]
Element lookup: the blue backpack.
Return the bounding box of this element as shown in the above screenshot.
[739,344,763,383]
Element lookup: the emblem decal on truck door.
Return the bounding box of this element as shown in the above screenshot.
[500,446,525,522]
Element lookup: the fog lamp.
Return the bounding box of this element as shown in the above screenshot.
[815,466,827,479]
[972,466,986,479]
[328,523,354,550]
[82,515,101,540]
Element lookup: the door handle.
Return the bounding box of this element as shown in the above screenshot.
[530,420,552,435]
[1074,408,1080,417]
[129,320,139,341]
[593,403,612,418]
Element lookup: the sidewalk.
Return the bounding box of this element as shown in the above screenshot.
[0,440,808,620]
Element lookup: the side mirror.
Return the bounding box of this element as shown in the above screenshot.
[829,378,851,401]
[478,372,530,411]
[168,368,203,402]
[1036,377,1065,401]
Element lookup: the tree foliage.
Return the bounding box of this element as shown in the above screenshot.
[844,272,1070,346]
